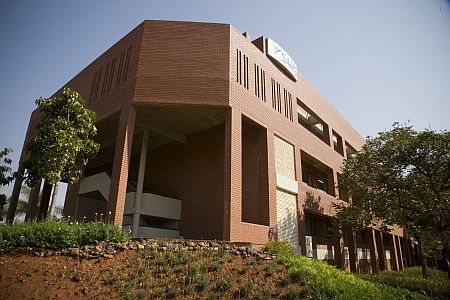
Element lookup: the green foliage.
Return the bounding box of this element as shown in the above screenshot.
[25,87,100,186]
[334,124,450,277]
[278,254,428,300]
[265,240,296,256]
[359,267,450,299]
[215,276,231,292]
[335,124,450,235]
[0,218,129,250]
[0,148,14,212]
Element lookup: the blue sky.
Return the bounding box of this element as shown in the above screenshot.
[1,0,449,201]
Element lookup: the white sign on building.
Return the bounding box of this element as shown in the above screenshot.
[266,38,298,81]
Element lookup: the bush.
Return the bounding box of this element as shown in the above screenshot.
[279,255,428,300]
[359,267,450,299]
[0,218,130,250]
[267,241,429,300]
[265,240,295,256]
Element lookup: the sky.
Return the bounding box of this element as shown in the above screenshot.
[1,0,449,203]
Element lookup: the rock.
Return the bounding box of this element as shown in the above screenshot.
[137,244,145,250]
[248,249,259,256]
[238,246,247,252]
[97,241,107,250]
[103,254,113,259]
[68,248,79,256]
[32,252,41,257]
[210,242,220,247]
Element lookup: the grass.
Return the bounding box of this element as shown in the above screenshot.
[267,241,431,300]
[359,267,450,299]
[0,218,130,250]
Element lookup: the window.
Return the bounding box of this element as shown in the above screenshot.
[305,216,315,236]
[317,177,327,193]
[302,169,312,186]
[297,98,330,145]
[319,220,332,237]
[332,130,344,155]
[301,151,335,196]
[345,142,357,159]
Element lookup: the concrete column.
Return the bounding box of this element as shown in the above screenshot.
[294,145,306,255]
[223,108,242,241]
[375,230,386,271]
[266,129,277,233]
[38,182,53,220]
[132,128,149,237]
[388,234,399,271]
[107,105,136,226]
[63,182,81,219]
[347,231,357,273]
[368,229,379,273]
[25,180,41,221]
[395,235,404,271]
[6,164,25,223]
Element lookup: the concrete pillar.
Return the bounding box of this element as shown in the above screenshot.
[347,231,357,273]
[368,229,379,273]
[63,182,81,219]
[6,164,25,223]
[388,234,399,271]
[132,128,149,237]
[107,105,136,226]
[395,235,404,271]
[375,230,386,271]
[294,145,306,254]
[38,182,53,220]
[25,180,41,221]
[223,108,242,241]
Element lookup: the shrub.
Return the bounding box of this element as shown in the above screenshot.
[359,267,450,299]
[265,240,295,256]
[279,255,428,300]
[0,218,130,250]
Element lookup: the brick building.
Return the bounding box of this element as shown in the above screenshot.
[8,20,418,272]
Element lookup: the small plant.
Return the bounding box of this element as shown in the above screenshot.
[195,274,208,292]
[236,282,253,298]
[166,285,181,298]
[209,259,223,272]
[215,276,232,292]
[265,264,276,276]
[238,265,249,275]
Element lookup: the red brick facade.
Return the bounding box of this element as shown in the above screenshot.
[10,20,416,273]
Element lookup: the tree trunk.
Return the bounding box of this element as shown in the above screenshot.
[48,182,59,219]
[416,235,429,278]
[443,237,450,280]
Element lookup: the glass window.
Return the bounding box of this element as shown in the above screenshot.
[305,216,315,236]
[302,169,313,186]
[317,177,327,193]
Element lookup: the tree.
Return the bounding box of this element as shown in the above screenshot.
[334,123,450,278]
[25,87,100,218]
[0,185,31,221]
[0,148,15,221]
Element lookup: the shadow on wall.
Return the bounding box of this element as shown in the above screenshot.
[303,190,324,214]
